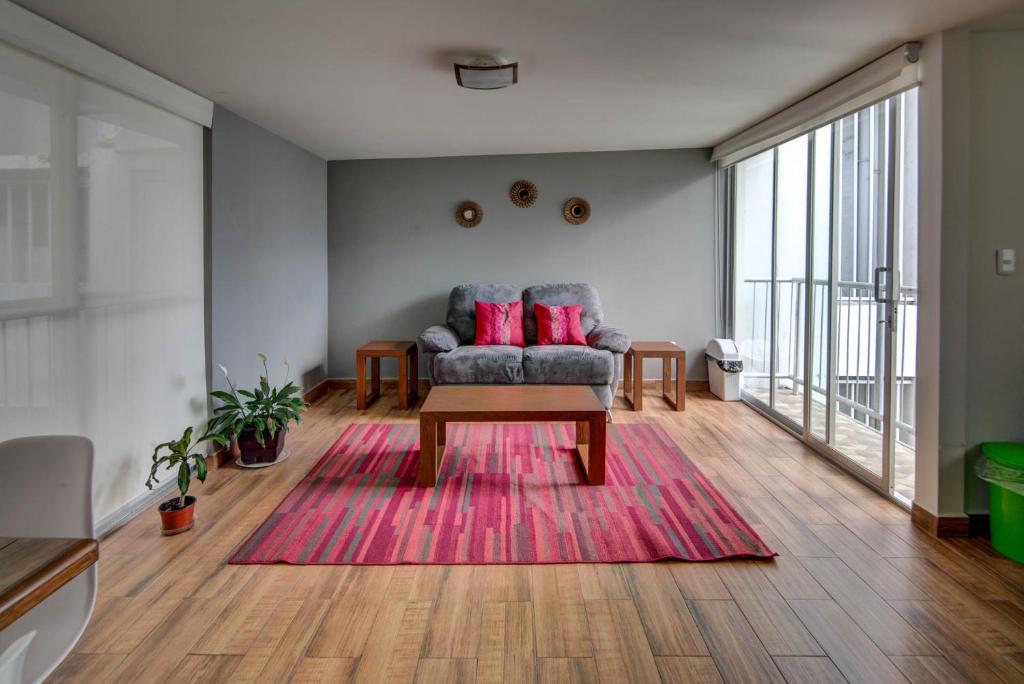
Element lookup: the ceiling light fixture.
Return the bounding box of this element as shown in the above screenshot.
[454,55,518,90]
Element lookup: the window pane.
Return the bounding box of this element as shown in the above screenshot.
[734,150,774,404]
[772,135,809,426]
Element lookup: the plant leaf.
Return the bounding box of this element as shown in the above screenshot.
[177,462,191,497]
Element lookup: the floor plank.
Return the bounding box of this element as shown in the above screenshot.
[788,599,908,684]
[689,599,786,683]
[585,598,662,684]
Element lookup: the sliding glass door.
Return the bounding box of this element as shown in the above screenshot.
[731,90,918,503]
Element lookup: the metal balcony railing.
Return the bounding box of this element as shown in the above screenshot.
[739,278,917,447]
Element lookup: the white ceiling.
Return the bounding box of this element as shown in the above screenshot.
[13,0,1023,160]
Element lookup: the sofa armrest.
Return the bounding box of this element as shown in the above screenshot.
[418,324,461,353]
[587,325,631,354]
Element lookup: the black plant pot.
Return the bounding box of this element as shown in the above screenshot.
[236,427,285,465]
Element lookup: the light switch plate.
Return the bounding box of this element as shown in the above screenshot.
[997,248,1016,275]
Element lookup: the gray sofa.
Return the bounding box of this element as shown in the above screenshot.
[417,283,630,409]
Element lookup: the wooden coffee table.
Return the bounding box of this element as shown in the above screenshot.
[417,385,607,487]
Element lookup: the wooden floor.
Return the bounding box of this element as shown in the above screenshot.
[49,388,1024,683]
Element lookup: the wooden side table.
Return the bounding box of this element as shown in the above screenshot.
[623,341,686,411]
[356,340,418,410]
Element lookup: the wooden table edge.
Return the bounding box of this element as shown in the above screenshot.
[0,538,98,631]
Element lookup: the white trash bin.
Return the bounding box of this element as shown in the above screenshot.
[705,339,743,401]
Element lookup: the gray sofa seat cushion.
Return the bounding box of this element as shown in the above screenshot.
[523,345,614,385]
[418,324,460,353]
[586,324,631,354]
[433,345,524,384]
[523,284,604,344]
[447,284,524,344]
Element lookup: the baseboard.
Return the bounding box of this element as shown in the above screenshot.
[911,503,970,537]
[326,377,432,394]
[303,378,331,404]
[95,477,182,539]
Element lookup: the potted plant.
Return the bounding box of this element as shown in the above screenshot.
[146,426,223,535]
[209,354,307,466]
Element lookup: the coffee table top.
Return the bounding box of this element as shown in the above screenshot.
[422,385,606,417]
[629,341,685,355]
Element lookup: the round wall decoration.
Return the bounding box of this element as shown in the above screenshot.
[563,197,591,224]
[456,201,483,228]
[509,180,538,208]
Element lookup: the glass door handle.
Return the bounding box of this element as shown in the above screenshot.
[873,266,889,303]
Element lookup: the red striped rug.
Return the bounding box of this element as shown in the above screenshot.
[230,422,775,564]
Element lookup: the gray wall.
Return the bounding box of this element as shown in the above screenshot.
[211,106,328,393]
[964,31,1024,511]
[327,149,716,380]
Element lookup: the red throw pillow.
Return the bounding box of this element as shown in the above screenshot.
[535,303,587,345]
[475,300,525,346]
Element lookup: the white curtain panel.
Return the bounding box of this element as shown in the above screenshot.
[0,37,207,524]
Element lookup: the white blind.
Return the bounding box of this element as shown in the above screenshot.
[0,36,207,524]
[711,43,921,168]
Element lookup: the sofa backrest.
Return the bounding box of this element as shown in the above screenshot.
[446,283,605,345]
[523,283,604,343]
[447,284,524,344]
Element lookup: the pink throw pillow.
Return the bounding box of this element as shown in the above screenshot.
[535,303,587,345]
[475,300,525,346]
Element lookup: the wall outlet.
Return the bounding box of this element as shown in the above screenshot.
[996,248,1016,275]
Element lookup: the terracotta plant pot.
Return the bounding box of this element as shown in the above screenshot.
[158,495,196,536]
[237,427,285,465]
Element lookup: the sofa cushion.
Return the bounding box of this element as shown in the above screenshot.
[475,300,525,346]
[522,345,614,385]
[447,284,524,344]
[523,284,604,344]
[433,345,524,384]
[535,303,587,346]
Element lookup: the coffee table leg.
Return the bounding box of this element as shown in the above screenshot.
[576,420,588,446]
[588,415,606,485]
[419,418,437,486]
[437,420,446,446]
[398,354,409,410]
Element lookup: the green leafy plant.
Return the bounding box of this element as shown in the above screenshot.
[208,353,307,447]
[145,426,223,508]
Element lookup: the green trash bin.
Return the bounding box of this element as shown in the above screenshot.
[980,442,1024,564]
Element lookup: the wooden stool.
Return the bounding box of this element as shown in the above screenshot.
[356,340,418,410]
[623,341,686,411]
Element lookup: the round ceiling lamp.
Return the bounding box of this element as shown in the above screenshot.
[454,55,518,90]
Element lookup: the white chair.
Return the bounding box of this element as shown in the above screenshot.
[0,437,96,684]
[0,633,35,684]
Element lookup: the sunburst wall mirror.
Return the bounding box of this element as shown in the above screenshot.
[563,197,591,224]
[456,201,482,228]
[509,180,538,208]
